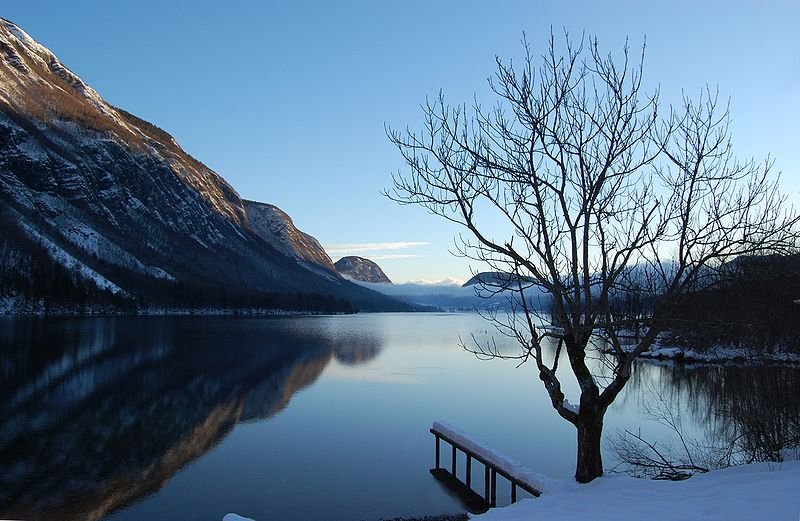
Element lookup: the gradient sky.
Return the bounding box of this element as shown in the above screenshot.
[5,1,798,283]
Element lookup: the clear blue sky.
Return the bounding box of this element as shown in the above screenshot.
[5,1,799,283]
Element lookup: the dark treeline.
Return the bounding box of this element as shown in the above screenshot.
[0,214,133,312]
[0,215,354,315]
[135,281,355,314]
[601,254,800,352]
[664,255,800,351]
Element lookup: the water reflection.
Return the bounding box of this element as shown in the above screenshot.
[622,361,800,470]
[3,314,798,521]
[0,317,382,521]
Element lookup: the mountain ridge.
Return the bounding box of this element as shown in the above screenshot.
[0,18,409,313]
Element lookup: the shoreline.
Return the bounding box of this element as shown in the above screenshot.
[378,512,469,521]
[616,343,800,367]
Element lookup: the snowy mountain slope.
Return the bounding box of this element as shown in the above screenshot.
[244,200,339,279]
[0,18,407,312]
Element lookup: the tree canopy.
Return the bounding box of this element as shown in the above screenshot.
[387,32,799,482]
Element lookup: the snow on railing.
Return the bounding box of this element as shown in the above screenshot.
[431,421,553,507]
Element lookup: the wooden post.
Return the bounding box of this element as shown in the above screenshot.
[490,469,497,507]
[435,435,440,469]
[511,482,517,503]
[452,444,457,475]
[466,454,472,489]
[484,464,490,501]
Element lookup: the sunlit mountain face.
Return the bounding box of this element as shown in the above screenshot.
[0,18,409,313]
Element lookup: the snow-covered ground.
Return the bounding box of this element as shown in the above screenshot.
[596,329,800,365]
[430,421,800,521]
[220,459,800,521]
[636,342,800,365]
[471,460,800,521]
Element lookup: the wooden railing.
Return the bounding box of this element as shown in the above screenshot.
[430,422,542,509]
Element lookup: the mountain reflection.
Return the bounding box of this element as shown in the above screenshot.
[0,317,382,521]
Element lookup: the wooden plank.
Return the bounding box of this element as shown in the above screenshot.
[466,454,472,489]
[491,468,497,507]
[435,435,440,469]
[484,464,490,501]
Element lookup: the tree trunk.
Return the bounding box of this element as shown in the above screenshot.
[575,414,604,483]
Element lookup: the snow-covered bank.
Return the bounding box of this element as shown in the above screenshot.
[471,461,800,521]
[632,342,800,365]
[594,329,800,365]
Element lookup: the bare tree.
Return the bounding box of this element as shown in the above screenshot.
[386,32,799,483]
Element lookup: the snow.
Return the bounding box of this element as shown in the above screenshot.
[561,398,579,414]
[432,421,556,494]
[1,19,160,142]
[15,134,50,160]
[13,218,124,294]
[212,424,800,521]
[636,343,800,365]
[601,331,800,365]
[0,293,21,314]
[471,461,800,521]
[434,421,800,521]
[222,514,254,521]
[3,21,52,67]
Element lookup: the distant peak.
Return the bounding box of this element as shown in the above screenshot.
[334,256,392,284]
[462,271,534,288]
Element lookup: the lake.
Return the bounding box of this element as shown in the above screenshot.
[1,313,797,520]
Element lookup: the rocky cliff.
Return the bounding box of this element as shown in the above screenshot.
[244,200,338,278]
[334,256,392,284]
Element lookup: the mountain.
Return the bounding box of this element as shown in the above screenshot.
[334,256,392,283]
[352,278,550,311]
[462,271,535,288]
[244,200,338,278]
[0,18,408,313]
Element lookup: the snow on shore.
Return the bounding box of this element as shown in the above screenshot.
[434,421,800,521]
[636,343,800,365]
[471,461,800,521]
[598,330,800,365]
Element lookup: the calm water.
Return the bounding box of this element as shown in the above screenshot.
[1,313,797,521]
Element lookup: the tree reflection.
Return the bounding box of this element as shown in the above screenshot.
[690,366,800,463]
[617,362,800,477]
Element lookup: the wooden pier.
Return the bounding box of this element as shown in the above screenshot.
[430,422,542,511]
